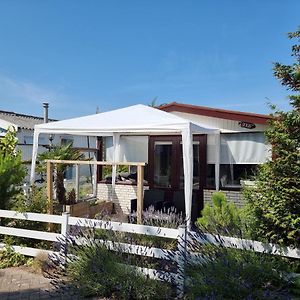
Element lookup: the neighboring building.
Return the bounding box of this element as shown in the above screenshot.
[0,107,96,182]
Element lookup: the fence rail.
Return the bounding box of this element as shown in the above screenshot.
[188,231,300,259]
[0,209,300,296]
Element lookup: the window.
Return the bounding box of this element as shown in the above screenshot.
[220,164,256,189]
[99,136,149,183]
[0,127,7,136]
[24,136,33,144]
[206,164,215,188]
[23,136,46,145]
[179,142,201,189]
[61,137,73,146]
[206,132,270,190]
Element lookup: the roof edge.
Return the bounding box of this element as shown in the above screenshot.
[159,102,271,125]
[0,109,57,122]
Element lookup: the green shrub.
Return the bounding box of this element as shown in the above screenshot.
[0,245,29,268]
[196,192,242,235]
[186,248,296,299]
[0,127,26,210]
[182,230,299,299]
[5,186,55,248]
[11,185,48,214]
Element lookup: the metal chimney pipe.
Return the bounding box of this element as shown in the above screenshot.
[43,102,49,123]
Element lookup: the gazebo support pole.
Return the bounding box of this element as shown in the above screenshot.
[46,161,54,230]
[136,165,144,224]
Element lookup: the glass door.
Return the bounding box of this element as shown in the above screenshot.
[149,135,206,191]
[148,135,207,219]
[148,136,178,193]
[179,141,201,190]
[153,141,173,188]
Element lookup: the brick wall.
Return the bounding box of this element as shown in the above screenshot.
[97,184,245,213]
[203,189,245,208]
[97,183,149,214]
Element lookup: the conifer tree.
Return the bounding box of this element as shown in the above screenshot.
[245,28,300,247]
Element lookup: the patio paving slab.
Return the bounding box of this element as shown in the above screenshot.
[0,267,89,299]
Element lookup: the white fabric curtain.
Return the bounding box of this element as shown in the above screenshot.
[30,130,40,183]
[105,136,148,163]
[181,124,193,229]
[104,137,114,161]
[214,133,220,191]
[207,132,270,164]
[220,132,271,164]
[119,136,148,163]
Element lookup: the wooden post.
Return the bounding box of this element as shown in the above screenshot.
[92,159,97,197]
[136,165,144,224]
[75,164,80,201]
[46,161,54,231]
[46,161,54,215]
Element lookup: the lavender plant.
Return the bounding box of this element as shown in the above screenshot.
[46,219,173,299]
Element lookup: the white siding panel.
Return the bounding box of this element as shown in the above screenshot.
[169,111,267,132]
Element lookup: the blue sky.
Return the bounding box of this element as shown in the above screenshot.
[0,1,299,119]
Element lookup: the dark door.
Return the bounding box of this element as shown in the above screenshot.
[148,135,207,220]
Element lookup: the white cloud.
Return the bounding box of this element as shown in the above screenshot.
[0,74,69,107]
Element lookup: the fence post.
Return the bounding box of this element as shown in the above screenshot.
[60,212,70,266]
[177,224,187,298]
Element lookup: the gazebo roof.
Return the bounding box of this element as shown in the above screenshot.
[34,104,219,136]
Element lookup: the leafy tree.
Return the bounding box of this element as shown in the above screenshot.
[244,28,300,247]
[0,127,26,210]
[37,143,84,204]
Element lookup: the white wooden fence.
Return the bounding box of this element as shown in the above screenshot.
[0,209,300,296]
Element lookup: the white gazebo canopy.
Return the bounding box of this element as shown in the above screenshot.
[31,104,220,227]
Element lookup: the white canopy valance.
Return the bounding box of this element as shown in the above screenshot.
[30,104,219,228]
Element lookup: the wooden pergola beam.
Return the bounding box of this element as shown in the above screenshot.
[46,161,54,215]
[136,165,144,225]
[46,161,54,231]
[45,159,146,167]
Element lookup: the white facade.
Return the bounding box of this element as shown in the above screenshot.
[0,113,97,183]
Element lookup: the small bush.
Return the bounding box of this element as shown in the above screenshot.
[11,185,48,214]
[27,252,51,274]
[5,186,56,249]
[0,245,29,268]
[196,192,242,235]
